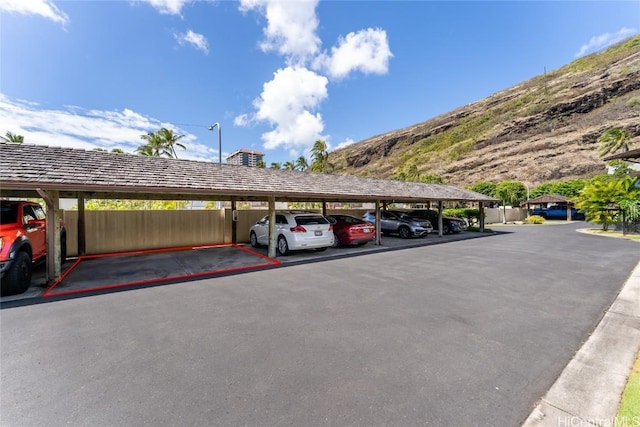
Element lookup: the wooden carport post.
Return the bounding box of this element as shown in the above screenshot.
[37,189,61,283]
[437,201,443,238]
[267,196,277,258]
[374,200,382,245]
[77,192,86,255]
[231,198,237,244]
[479,202,485,233]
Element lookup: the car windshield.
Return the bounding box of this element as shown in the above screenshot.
[396,212,414,220]
[0,204,18,225]
[338,215,362,224]
[295,215,329,226]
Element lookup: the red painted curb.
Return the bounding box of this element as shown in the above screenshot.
[44,243,280,297]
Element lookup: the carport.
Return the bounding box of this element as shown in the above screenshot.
[0,143,496,284]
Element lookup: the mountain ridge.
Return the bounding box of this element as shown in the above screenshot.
[328,35,640,187]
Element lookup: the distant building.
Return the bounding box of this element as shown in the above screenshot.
[226,149,264,167]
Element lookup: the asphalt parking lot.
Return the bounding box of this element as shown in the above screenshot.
[1,223,639,426]
[0,230,482,303]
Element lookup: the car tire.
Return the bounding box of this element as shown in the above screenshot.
[277,235,290,256]
[398,226,411,239]
[1,251,32,296]
[250,231,258,248]
[443,225,450,235]
[331,232,341,248]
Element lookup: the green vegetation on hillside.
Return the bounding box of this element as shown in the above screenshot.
[566,34,640,73]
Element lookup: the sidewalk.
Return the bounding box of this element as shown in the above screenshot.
[522,260,640,426]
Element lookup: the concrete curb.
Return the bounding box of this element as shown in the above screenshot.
[522,260,640,427]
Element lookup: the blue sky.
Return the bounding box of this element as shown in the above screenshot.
[1,0,638,166]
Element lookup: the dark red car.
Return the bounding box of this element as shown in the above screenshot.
[326,214,376,247]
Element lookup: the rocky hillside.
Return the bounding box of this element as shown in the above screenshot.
[330,35,640,187]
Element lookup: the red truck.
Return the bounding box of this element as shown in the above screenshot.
[0,200,66,296]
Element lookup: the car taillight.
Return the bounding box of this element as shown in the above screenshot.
[290,225,307,232]
[328,224,333,231]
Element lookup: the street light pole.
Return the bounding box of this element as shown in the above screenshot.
[208,122,222,164]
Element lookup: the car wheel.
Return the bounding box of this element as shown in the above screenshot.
[398,226,411,239]
[250,231,258,248]
[443,225,450,235]
[331,232,341,248]
[277,235,290,256]
[1,251,32,296]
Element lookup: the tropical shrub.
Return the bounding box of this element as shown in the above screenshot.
[443,208,480,225]
[523,215,545,224]
[575,176,640,231]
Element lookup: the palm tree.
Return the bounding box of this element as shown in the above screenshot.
[598,128,631,157]
[156,128,186,158]
[283,160,295,170]
[270,162,282,169]
[310,140,333,173]
[256,160,266,168]
[1,131,24,143]
[137,128,185,158]
[295,155,309,171]
[136,143,156,156]
[138,132,165,157]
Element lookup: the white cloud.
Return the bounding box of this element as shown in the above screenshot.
[0,94,215,162]
[0,0,69,26]
[138,0,190,15]
[233,114,251,127]
[174,30,210,55]
[334,137,355,150]
[314,28,392,80]
[237,1,392,156]
[575,27,638,57]
[239,0,320,64]
[237,66,328,150]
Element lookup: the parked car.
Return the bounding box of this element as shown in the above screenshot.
[362,210,433,238]
[531,205,585,220]
[406,210,466,234]
[0,200,66,296]
[326,214,376,247]
[249,211,334,256]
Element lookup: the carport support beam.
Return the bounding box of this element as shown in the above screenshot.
[37,189,62,283]
[231,199,237,244]
[267,197,277,258]
[375,200,382,245]
[479,202,485,233]
[437,201,443,238]
[78,192,86,255]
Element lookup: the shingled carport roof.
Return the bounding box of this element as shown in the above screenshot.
[0,143,496,203]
